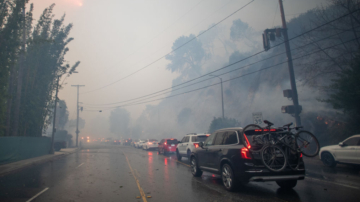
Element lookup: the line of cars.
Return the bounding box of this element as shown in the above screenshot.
[131,129,305,192]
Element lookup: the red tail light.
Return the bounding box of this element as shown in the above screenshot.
[243,134,251,149]
[193,143,199,148]
[255,129,262,132]
[300,153,303,158]
[164,142,167,145]
[241,147,251,159]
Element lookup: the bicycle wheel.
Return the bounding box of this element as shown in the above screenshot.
[285,147,301,171]
[261,145,287,172]
[295,130,319,157]
[242,124,263,151]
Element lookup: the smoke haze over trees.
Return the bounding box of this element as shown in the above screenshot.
[130,0,360,145]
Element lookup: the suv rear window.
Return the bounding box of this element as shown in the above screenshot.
[195,135,208,142]
[166,140,178,144]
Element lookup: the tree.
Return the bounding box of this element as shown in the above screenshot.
[0,0,28,136]
[322,52,360,134]
[208,117,241,134]
[165,34,205,80]
[109,108,130,138]
[296,0,360,87]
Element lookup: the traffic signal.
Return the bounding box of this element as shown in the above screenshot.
[281,105,302,114]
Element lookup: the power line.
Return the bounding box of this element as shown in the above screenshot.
[83,18,359,107]
[94,0,206,77]
[83,36,359,111]
[81,0,255,95]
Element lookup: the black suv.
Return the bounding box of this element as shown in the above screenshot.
[190,127,305,191]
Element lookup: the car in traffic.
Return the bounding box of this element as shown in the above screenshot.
[158,138,178,154]
[176,133,210,160]
[190,127,305,191]
[142,139,159,150]
[135,140,145,148]
[319,134,360,167]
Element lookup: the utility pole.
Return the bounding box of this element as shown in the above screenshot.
[50,76,60,154]
[71,85,85,147]
[209,75,224,119]
[12,3,26,136]
[278,0,301,126]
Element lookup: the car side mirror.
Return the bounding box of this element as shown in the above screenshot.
[199,142,204,148]
[339,142,344,147]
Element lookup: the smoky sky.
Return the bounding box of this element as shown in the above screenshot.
[31,0,329,138]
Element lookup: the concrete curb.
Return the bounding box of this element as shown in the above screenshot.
[0,148,79,178]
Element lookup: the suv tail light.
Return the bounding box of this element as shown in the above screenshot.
[243,134,251,149]
[300,153,303,158]
[164,142,167,145]
[193,143,199,148]
[241,147,251,159]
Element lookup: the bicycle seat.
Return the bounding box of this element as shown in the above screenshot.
[263,120,274,126]
[283,122,293,127]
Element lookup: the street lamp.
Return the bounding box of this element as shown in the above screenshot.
[209,74,224,119]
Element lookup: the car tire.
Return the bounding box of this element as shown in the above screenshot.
[190,156,202,177]
[276,180,297,189]
[221,163,238,192]
[321,152,337,168]
[176,150,182,161]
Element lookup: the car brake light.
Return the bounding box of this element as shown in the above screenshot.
[243,134,251,149]
[193,143,199,148]
[206,135,210,136]
[300,153,303,158]
[164,142,167,145]
[241,147,251,159]
[255,129,262,132]
[148,142,152,145]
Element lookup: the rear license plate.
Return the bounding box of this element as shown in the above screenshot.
[171,144,175,146]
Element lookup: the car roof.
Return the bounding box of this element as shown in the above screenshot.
[185,133,209,136]
[214,127,243,133]
[348,134,360,138]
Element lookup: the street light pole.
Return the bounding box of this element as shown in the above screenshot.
[209,75,224,119]
[71,85,85,147]
[50,76,60,154]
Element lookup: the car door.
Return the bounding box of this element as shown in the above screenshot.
[356,138,360,164]
[178,136,188,155]
[207,132,226,170]
[197,134,216,168]
[336,137,360,164]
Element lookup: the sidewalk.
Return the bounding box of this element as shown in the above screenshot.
[0,147,78,177]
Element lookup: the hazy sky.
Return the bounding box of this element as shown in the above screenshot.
[32,0,329,137]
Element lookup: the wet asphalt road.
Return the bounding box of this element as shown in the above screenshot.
[0,144,360,202]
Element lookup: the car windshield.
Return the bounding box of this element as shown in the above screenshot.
[166,140,178,144]
[194,136,208,142]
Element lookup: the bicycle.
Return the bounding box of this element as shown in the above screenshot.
[242,120,320,172]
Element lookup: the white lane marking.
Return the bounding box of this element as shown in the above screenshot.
[26,187,49,202]
[306,176,360,190]
[76,163,84,168]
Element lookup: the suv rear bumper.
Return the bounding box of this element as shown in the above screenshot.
[249,174,305,182]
